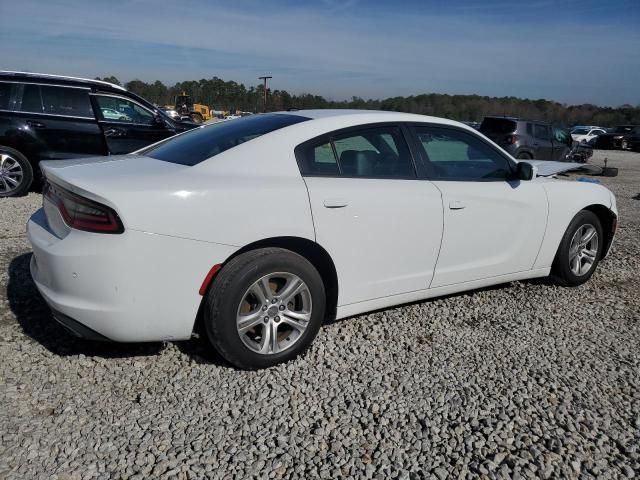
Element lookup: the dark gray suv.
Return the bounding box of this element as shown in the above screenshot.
[479,116,571,160]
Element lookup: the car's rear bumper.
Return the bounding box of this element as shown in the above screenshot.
[28,208,238,342]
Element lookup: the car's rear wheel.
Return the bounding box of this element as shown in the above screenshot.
[0,147,33,197]
[203,248,326,369]
[551,210,603,286]
[516,152,532,160]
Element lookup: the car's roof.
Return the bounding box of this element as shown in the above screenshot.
[278,109,466,127]
[0,70,126,91]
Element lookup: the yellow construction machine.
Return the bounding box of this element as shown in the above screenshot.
[171,92,213,123]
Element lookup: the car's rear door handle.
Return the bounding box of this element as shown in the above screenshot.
[26,121,46,129]
[323,198,348,208]
[449,200,466,210]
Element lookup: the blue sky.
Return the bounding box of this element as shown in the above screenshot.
[1,0,639,106]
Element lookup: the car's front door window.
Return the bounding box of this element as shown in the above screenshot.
[413,126,513,181]
[94,95,155,125]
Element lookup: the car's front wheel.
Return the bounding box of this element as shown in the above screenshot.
[0,147,33,197]
[551,210,603,286]
[203,248,326,369]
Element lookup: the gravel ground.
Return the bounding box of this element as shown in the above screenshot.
[1,150,639,479]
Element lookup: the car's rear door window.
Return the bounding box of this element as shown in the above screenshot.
[40,86,93,118]
[143,113,309,166]
[0,83,11,110]
[479,118,517,134]
[20,84,43,113]
[18,84,93,118]
[297,126,415,178]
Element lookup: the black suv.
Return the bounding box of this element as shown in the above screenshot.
[479,116,571,160]
[0,71,197,197]
[594,125,640,150]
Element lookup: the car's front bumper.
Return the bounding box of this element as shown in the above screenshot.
[28,208,238,342]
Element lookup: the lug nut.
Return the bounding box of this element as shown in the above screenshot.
[279,305,285,311]
[274,316,280,323]
[262,305,268,311]
[263,316,269,323]
[271,298,278,304]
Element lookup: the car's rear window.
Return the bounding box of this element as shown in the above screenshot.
[479,118,517,134]
[143,113,309,166]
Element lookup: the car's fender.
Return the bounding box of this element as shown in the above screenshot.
[533,178,616,269]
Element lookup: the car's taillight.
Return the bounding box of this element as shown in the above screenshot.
[43,181,124,234]
[505,134,519,145]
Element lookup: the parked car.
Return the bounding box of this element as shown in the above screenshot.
[571,127,606,144]
[570,125,603,133]
[594,125,640,150]
[27,110,617,369]
[624,128,640,152]
[158,107,182,121]
[0,71,198,197]
[479,116,571,160]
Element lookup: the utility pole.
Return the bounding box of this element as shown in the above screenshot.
[258,76,272,113]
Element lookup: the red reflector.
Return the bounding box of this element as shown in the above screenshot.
[199,264,222,296]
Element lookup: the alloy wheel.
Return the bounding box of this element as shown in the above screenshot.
[0,153,24,195]
[568,224,599,276]
[236,272,312,355]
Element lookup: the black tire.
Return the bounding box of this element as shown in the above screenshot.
[0,146,33,197]
[203,248,326,369]
[516,152,532,160]
[551,210,603,287]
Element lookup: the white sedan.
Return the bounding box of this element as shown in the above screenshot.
[571,127,606,144]
[27,110,618,369]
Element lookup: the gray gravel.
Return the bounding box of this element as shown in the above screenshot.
[1,150,639,479]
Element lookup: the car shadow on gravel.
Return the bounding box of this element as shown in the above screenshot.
[7,253,166,359]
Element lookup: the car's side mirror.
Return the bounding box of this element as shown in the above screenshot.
[516,161,536,181]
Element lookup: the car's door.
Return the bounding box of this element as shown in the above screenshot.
[91,94,175,154]
[297,124,444,306]
[12,83,105,160]
[588,129,605,143]
[409,125,547,288]
[533,123,553,159]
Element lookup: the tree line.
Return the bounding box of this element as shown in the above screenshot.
[96,75,640,127]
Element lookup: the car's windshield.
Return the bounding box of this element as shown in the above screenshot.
[572,128,589,135]
[142,113,309,166]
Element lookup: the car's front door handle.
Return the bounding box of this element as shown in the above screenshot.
[323,198,348,208]
[26,120,46,129]
[104,127,127,138]
[449,200,466,210]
